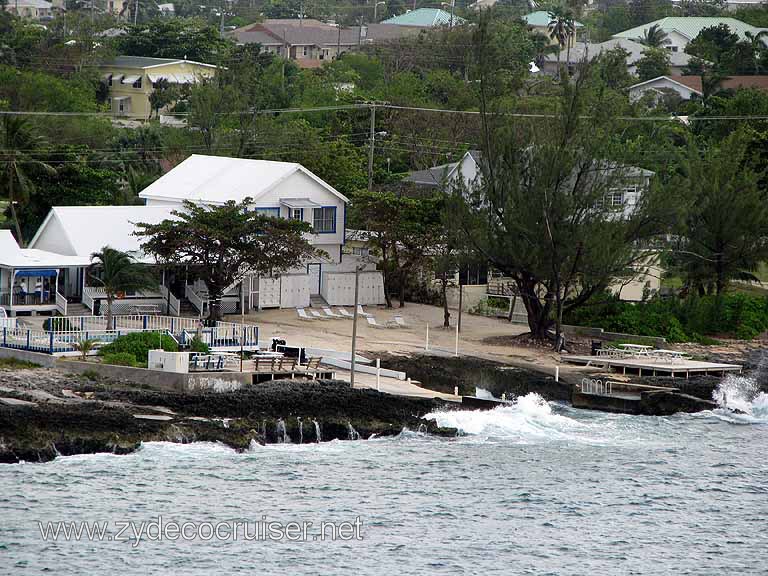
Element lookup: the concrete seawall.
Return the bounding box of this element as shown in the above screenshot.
[0,347,251,393]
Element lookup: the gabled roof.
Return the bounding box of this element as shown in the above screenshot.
[404,150,479,187]
[523,11,584,28]
[629,74,768,95]
[613,17,768,43]
[382,8,464,27]
[138,154,348,205]
[28,206,177,263]
[13,0,53,8]
[0,230,90,269]
[230,19,421,47]
[101,55,217,69]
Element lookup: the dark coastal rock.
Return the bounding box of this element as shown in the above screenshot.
[639,390,718,416]
[0,379,455,464]
[376,353,570,401]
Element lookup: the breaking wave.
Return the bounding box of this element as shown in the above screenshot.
[424,393,599,444]
[710,375,768,424]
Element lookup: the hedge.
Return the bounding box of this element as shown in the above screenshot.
[98,332,178,363]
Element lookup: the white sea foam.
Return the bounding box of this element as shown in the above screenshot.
[424,393,595,443]
[710,375,768,424]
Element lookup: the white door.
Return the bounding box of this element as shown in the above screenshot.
[258,277,281,309]
[307,264,321,296]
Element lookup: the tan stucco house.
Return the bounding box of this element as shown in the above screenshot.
[100,56,217,119]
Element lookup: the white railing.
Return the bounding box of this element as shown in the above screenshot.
[185,284,208,316]
[60,315,200,334]
[160,285,181,317]
[0,326,144,353]
[180,321,259,349]
[580,378,613,395]
[55,292,68,316]
[82,287,96,313]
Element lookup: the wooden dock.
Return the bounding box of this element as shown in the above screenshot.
[561,354,742,378]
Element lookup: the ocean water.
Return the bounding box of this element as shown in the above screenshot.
[1,378,767,575]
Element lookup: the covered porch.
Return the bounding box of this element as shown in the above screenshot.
[0,231,90,317]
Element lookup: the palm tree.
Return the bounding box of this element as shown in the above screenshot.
[89,247,157,328]
[640,24,670,48]
[744,30,768,75]
[548,7,576,77]
[0,117,55,245]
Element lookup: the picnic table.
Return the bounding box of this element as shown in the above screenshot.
[651,349,689,363]
[618,344,653,357]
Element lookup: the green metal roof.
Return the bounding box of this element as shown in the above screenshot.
[381,8,465,28]
[523,11,584,28]
[612,17,768,42]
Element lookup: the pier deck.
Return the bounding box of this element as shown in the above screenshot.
[561,355,742,378]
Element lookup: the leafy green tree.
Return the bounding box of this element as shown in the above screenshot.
[0,116,54,244]
[16,151,121,239]
[118,18,230,62]
[0,65,100,112]
[188,78,238,153]
[594,46,635,89]
[148,78,177,119]
[671,132,768,295]
[455,66,675,344]
[351,189,444,308]
[136,199,318,321]
[89,247,158,329]
[686,24,739,70]
[636,47,671,81]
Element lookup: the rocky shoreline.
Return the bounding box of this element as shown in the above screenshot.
[0,367,457,464]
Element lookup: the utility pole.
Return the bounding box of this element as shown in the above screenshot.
[350,265,362,388]
[134,0,138,24]
[336,15,341,59]
[367,103,376,190]
[458,282,463,333]
[450,0,454,28]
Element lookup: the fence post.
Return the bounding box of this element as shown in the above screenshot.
[143,316,148,330]
[376,358,381,392]
[80,317,84,330]
[3,327,6,347]
[26,330,30,350]
[49,332,54,354]
[171,318,175,334]
[454,324,459,357]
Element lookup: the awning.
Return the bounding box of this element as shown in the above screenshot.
[13,269,58,277]
[147,72,200,84]
[113,96,130,102]
[102,73,112,81]
[110,74,123,83]
[281,198,321,209]
[121,75,141,84]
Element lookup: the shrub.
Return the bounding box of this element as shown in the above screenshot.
[189,336,209,353]
[101,352,137,367]
[43,317,75,332]
[564,292,768,342]
[99,332,178,363]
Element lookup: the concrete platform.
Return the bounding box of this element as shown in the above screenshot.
[561,354,742,378]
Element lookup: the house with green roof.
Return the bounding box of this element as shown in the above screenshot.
[612,17,768,53]
[381,8,465,28]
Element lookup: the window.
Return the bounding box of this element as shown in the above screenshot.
[352,247,369,257]
[607,190,624,207]
[132,77,142,89]
[254,207,280,218]
[290,208,303,221]
[302,46,308,57]
[313,207,336,233]
[107,74,113,86]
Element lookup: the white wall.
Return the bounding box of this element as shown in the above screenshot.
[321,271,385,306]
[629,78,699,102]
[280,274,310,308]
[30,214,76,255]
[256,170,346,249]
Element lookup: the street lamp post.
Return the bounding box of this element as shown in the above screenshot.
[350,264,365,388]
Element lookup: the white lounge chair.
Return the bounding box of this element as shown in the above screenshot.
[323,307,343,319]
[310,310,331,321]
[337,308,354,319]
[393,316,409,328]
[366,316,388,329]
[357,305,373,318]
[297,308,314,321]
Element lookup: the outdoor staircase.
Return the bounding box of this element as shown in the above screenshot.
[178,298,200,317]
[65,302,90,316]
[309,295,328,308]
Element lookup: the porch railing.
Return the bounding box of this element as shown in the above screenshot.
[160,285,181,317]
[185,284,208,316]
[0,291,56,307]
[55,291,67,316]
